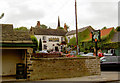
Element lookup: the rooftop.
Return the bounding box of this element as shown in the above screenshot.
[66,26,94,36]
[1,24,33,43]
[30,27,67,36]
[101,27,114,37]
[86,27,115,42]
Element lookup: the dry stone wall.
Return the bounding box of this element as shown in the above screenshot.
[28,57,101,80]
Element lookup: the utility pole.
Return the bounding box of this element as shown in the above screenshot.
[75,0,78,55]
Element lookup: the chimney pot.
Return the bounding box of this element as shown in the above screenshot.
[37,21,40,27]
[64,23,67,31]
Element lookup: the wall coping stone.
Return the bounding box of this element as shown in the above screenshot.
[31,56,99,60]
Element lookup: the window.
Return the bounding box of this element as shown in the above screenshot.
[61,37,63,42]
[49,38,59,42]
[43,36,46,41]
[44,45,47,49]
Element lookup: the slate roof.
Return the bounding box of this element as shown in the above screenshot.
[31,27,67,36]
[111,32,120,42]
[1,24,32,43]
[66,26,94,36]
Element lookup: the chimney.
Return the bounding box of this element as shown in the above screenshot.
[37,21,40,28]
[30,26,34,35]
[64,23,67,31]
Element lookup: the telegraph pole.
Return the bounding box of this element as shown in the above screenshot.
[75,0,78,55]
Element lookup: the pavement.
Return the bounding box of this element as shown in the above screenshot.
[1,72,120,83]
[41,71,120,82]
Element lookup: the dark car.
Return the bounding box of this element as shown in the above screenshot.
[100,56,120,71]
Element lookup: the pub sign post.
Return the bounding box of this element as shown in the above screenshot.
[92,30,101,56]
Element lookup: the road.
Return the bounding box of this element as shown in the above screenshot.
[1,71,120,83]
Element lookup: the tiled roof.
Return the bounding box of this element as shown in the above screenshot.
[86,27,114,41]
[101,27,114,36]
[1,24,32,42]
[66,26,94,36]
[31,27,67,36]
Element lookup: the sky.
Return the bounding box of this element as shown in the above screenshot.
[0,0,119,30]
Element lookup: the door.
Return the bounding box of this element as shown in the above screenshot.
[55,47,59,51]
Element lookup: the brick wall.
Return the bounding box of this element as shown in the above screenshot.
[28,57,101,80]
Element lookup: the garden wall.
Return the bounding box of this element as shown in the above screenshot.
[28,57,101,80]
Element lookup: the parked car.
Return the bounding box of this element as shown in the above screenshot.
[103,49,115,56]
[79,52,84,55]
[70,51,76,55]
[103,53,113,56]
[100,56,120,71]
[70,51,84,56]
[81,53,94,56]
[39,50,48,53]
[100,57,106,63]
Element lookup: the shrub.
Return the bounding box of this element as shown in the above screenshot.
[39,38,42,51]
[31,35,38,52]
[116,26,120,31]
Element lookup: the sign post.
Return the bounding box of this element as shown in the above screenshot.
[92,30,101,56]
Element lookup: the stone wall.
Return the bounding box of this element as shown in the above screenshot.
[28,57,101,80]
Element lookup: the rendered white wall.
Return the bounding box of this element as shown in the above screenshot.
[35,35,64,51]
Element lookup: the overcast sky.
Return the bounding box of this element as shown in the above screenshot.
[0,0,119,30]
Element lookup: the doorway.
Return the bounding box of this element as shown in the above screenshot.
[55,46,59,52]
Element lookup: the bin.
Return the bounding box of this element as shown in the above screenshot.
[16,63,26,79]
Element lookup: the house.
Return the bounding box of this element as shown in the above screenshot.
[66,26,94,43]
[100,28,120,56]
[80,27,120,56]
[29,21,67,52]
[0,24,35,77]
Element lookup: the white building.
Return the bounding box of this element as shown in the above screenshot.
[30,21,67,52]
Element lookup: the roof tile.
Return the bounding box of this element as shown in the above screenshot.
[31,27,67,36]
[66,26,94,36]
[1,24,32,42]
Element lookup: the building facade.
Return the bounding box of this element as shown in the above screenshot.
[30,21,67,52]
